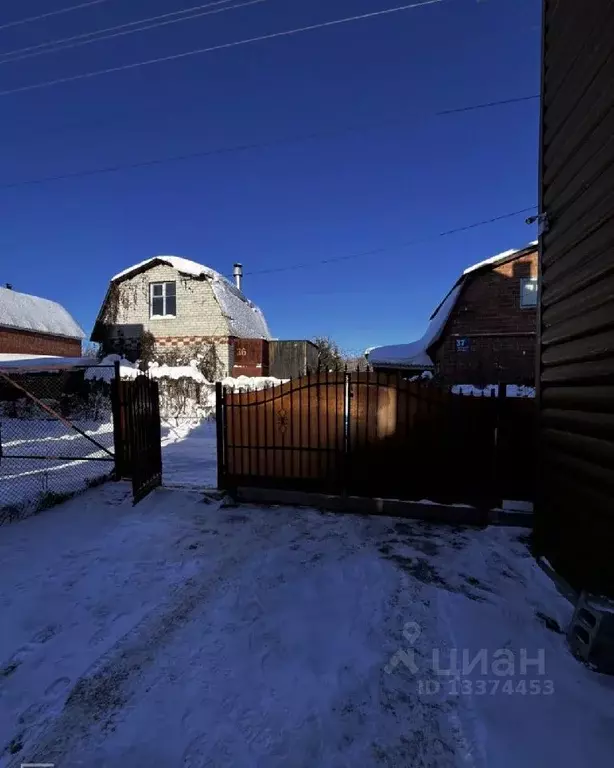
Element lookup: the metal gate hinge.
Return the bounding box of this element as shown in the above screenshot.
[525,212,550,235]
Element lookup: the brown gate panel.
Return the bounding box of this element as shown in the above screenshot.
[347,374,498,505]
[222,374,345,492]
[218,373,528,507]
[348,374,429,500]
[114,374,162,505]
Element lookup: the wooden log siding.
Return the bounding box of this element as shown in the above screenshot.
[537,0,614,594]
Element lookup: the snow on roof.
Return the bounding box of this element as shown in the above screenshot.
[111,255,271,340]
[112,255,219,282]
[367,285,461,368]
[367,343,433,369]
[0,354,95,371]
[367,241,538,369]
[210,280,270,339]
[462,240,538,276]
[0,286,85,340]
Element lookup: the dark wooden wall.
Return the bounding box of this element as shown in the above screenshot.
[269,341,318,379]
[537,0,614,594]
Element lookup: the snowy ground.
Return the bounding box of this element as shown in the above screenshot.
[0,418,114,518]
[161,418,217,488]
[1,485,613,767]
[0,410,216,520]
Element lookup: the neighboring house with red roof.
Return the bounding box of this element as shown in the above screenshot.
[367,242,538,386]
[0,285,85,357]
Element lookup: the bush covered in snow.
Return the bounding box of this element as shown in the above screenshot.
[221,375,287,392]
[143,338,226,382]
[85,356,287,423]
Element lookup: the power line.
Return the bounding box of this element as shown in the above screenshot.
[244,207,538,276]
[437,94,539,114]
[1,88,539,146]
[0,0,262,66]
[0,95,540,190]
[0,0,442,98]
[0,1,111,32]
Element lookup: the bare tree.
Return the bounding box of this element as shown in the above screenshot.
[343,355,370,372]
[312,336,344,372]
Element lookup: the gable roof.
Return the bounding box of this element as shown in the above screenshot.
[96,255,271,340]
[0,286,85,340]
[367,241,538,369]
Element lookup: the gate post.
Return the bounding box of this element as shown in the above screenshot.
[215,382,226,490]
[343,371,351,496]
[494,382,506,507]
[111,360,125,480]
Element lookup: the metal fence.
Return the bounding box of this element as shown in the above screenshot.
[0,365,116,523]
[217,371,536,508]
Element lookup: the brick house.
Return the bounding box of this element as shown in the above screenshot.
[367,243,538,385]
[0,285,84,357]
[91,256,272,375]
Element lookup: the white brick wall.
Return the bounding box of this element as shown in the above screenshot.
[99,265,241,375]
[106,265,231,338]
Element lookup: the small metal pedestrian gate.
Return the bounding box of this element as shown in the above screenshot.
[112,374,162,504]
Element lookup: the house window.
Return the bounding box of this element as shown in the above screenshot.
[520,277,538,308]
[150,281,176,317]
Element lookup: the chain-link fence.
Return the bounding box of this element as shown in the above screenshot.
[0,365,116,524]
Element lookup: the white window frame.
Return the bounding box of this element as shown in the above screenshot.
[149,281,177,318]
[520,277,538,308]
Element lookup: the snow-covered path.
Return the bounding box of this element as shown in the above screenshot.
[161,419,217,488]
[0,486,613,767]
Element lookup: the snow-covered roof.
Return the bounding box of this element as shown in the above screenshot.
[111,255,271,340]
[367,286,461,369]
[367,242,538,369]
[0,354,96,371]
[0,286,85,340]
[462,240,538,277]
[112,255,218,282]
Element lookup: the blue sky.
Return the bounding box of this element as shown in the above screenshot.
[0,0,541,354]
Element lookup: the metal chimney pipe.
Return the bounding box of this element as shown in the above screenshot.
[233,263,243,292]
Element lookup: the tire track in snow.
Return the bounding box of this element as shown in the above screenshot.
[12,508,279,767]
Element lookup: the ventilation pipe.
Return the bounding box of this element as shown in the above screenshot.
[233,263,243,292]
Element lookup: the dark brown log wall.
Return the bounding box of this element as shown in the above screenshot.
[537,0,614,594]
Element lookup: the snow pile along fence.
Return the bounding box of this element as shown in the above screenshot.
[86,357,287,425]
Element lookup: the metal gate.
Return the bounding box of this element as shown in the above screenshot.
[216,372,514,507]
[114,374,162,504]
[217,373,346,495]
[346,373,498,506]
